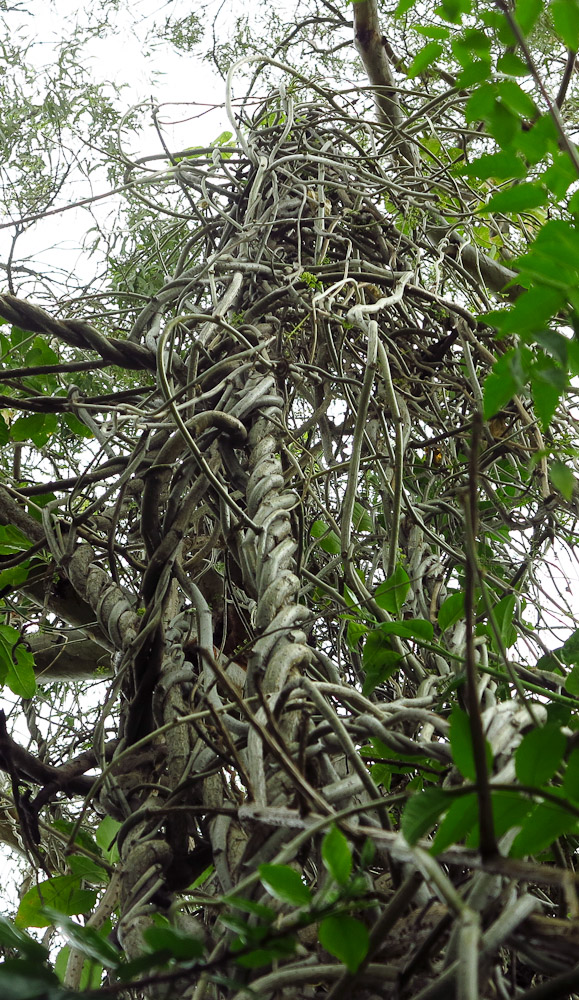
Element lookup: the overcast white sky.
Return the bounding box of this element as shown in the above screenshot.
[0,0,236,288]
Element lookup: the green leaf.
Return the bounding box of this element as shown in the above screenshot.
[44,909,120,966]
[461,150,527,180]
[143,925,204,961]
[531,360,567,429]
[430,793,478,854]
[483,183,547,214]
[550,460,575,500]
[492,594,518,648]
[95,815,121,861]
[15,876,98,928]
[321,826,352,885]
[378,618,434,641]
[411,24,450,39]
[515,724,566,786]
[10,413,57,448]
[515,0,544,34]
[362,629,402,696]
[450,706,493,781]
[407,41,443,78]
[401,787,450,844]
[258,865,311,907]
[0,958,61,999]
[318,916,369,973]
[0,917,48,961]
[0,525,30,555]
[497,79,537,118]
[0,625,36,699]
[311,520,341,555]
[510,800,579,857]
[67,855,108,886]
[551,0,579,49]
[483,349,525,420]
[496,52,530,75]
[562,629,579,666]
[352,502,372,533]
[438,592,465,631]
[395,0,418,14]
[565,664,579,694]
[374,565,410,614]
[563,748,579,803]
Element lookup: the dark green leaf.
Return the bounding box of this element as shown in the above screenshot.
[563,748,579,803]
[492,594,517,648]
[378,619,434,641]
[510,800,579,857]
[67,855,108,886]
[143,925,204,961]
[321,826,352,885]
[450,706,493,781]
[401,788,450,844]
[438,592,465,631]
[515,724,566,786]
[0,958,61,1000]
[362,629,402,696]
[259,865,311,907]
[374,565,410,614]
[318,916,369,973]
[456,60,492,87]
[565,664,579,694]
[430,793,478,854]
[235,936,295,969]
[43,909,120,966]
[0,917,48,961]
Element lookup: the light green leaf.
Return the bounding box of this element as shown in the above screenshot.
[16,876,97,928]
[311,520,341,555]
[318,916,369,973]
[482,183,547,214]
[322,826,352,885]
[551,0,579,49]
[259,865,311,907]
[551,460,575,500]
[374,565,410,614]
[438,592,465,631]
[407,41,443,78]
